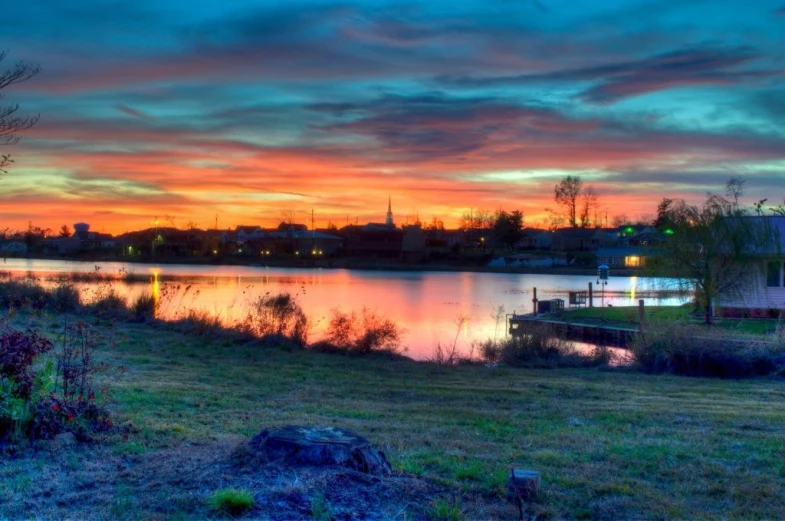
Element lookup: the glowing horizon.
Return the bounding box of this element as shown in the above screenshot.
[1,0,784,234]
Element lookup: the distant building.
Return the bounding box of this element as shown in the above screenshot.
[0,241,27,256]
[595,247,653,268]
[43,222,116,254]
[340,198,403,258]
[401,224,426,263]
[550,228,615,251]
[385,195,394,227]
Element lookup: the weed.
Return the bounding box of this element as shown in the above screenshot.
[208,488,254,517]
[428,498,464,521]
[455,460,484,481]
[310,492,333,521]
[431,315,468,366]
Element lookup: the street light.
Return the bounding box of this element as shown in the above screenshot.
[596,264,609,308]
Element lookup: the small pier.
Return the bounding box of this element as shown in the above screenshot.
[508,314,640,347]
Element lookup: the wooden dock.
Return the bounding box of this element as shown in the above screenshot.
[508,314,640,347]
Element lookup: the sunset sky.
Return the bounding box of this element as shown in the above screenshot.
[2,0,784,234]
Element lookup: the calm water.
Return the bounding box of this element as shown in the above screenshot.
[1,259,687,360]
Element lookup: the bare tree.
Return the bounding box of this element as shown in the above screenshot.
[461,208,494,230]
[554,176,583,227]
[1,51,40,174]
[579,185,599,228]
[611,214,631,227]
[725,176,746,209]
[280,209,295,226]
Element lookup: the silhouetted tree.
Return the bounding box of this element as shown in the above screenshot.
[725,176,746,210]
[653,198,675,230]
[649,191,779,324]
[461,209,494,230]
[58,224,71,238]
[425,218,444,231]
[611,214,631,227]
[579,185,599,228]
[554,176,583,227]
[492,210,524,249]
[1,51,40,175]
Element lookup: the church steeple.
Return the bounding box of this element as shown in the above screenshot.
[385,195,394,227]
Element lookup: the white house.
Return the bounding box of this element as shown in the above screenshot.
[719,216,785,317]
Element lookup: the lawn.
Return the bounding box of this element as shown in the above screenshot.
[2,314,785,520]
[560,305,780,335]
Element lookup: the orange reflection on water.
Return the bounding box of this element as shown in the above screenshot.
[3,259,687,360]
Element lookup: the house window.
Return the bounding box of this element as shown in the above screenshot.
[625,255,641,268]
[766,261,783,287]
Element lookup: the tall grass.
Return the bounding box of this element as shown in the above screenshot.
[128,293,156,322]
[630,322,785,378]
[479,321,610,368]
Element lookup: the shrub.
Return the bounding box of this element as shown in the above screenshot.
[320,308,403,355]
[208,488,254,517]
[0,329,55,445]
[0,281,49,310]
[239,292,308,347]
[0,329,54,398]
[631,323,784,378]
[0,322,113,447]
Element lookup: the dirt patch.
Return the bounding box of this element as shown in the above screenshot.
[0,437,512,520]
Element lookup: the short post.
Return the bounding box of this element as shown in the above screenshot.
[508,468,541,520]
[532,287,538,316]
[588,282,593,308]
[638,299,645,336]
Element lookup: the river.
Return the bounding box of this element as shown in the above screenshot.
[0,259,687,360]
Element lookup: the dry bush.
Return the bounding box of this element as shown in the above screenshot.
[239,292,308,347]
[318,308,404,355]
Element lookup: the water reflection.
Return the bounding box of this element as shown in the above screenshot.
[2,259,689,360]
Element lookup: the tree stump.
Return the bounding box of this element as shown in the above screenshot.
[244,426,392,475]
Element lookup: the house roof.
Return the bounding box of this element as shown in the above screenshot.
[737,216,785,255]
[552,228,599,239]
[236,225,262,234]
[596,247,653,256]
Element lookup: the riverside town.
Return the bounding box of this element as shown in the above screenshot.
[1,3,785,520]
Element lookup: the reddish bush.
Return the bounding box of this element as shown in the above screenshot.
[0,329,53,398]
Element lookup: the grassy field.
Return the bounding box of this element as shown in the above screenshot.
[3,314,785,520]
[560,305,781,335]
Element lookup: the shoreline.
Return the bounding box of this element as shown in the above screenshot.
[3,253,644,278]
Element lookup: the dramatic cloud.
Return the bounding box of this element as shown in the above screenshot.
[2,0,785,232]
[439,46,781,103]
